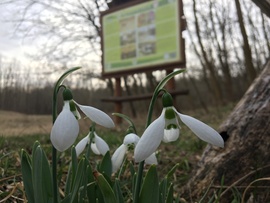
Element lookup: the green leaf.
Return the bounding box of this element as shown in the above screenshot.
[139,165,159,203]
[70,158,86,202]
[129,161,136,177]
[155,69,185,93]
[165,183,174,203]
[52,67,81,122]
[94,171,117,203]
[112,113,137,133]
[61,194,71,203]
[159,178,168,203]
[98,151,112,178]
[132,173,137,200]
[54,67,81,92]
[146,69,186,125]
[32,146,53,203]
[113,179,124,203]
[166,163,179,179]
[21,150,34,203]
[65,163,72,196]
[65,147,78,195]
[86,165,97,202]
[32,141,40,159]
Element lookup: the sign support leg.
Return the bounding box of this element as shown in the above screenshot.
[114,77,122,124]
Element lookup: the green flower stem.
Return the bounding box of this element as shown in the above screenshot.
[134,69,185,203]
[51,67,81,203]
[146,69,185,126]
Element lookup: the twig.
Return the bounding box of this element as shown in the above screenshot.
[219,164,270,197]
[241,177,270,203]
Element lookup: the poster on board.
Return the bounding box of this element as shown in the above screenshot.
[101,0,185,77]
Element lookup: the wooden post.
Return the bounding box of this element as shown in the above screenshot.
[166,69,176,90]
[166,69,176,103]
[114,77,122,124]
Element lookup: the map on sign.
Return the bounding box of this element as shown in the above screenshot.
[101,0,183,75]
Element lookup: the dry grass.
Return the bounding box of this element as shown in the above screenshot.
[0,111,52,136]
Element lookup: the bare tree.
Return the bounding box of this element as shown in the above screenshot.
[209,0,234,101]
[191,0,224,104]
[1,0,109,70]
[251,0,270,17]
[235,0,257,84]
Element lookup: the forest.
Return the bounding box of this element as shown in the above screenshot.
[0,0,269,116]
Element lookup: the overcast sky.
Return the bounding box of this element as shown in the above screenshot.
[0,3,36,63]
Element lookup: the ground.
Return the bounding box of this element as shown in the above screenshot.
[0,110,52,136]
[0,105,234,202]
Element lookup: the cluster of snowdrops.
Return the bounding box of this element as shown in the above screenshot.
[21,67,224,203]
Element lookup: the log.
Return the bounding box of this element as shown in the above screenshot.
[180,60,270,202]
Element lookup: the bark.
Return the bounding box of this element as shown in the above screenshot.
[180,60,270,202]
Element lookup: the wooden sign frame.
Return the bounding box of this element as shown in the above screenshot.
[100,0,186,78]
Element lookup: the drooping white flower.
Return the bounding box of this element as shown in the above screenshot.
[91,132,110,155]
[134,92,224,162]
[75,131,110,157]
[111,144,127,173]
[73,101,115,128]
[50,88,114,152]
[50,101,80,152]
[112,133,157,173]
[75,135,89,156]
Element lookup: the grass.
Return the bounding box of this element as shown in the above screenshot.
[0,103,239,202]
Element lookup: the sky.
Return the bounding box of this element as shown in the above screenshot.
[0,4,32,63]
[1,0,269,89]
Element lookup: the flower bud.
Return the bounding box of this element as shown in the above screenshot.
[63,88,73,101]
[162,92,173,107]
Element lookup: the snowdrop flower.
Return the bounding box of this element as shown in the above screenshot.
[74,101,115,129]
[50,88,114,152]
[134,92,224,162]
[51,100,79,152]
[75,131,109,157]
[112,133,157,173]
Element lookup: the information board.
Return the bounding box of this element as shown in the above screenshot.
[101,0,185,77]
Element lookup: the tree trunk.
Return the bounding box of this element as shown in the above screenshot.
[251,0,270,18]
[235,0,257,85]
[192,0,223,105]
[180,60,270,202]
[209,1,234,101]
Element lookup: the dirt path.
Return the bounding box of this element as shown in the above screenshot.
[0,110,52,136]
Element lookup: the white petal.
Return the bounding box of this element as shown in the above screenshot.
[111,144,127,173]
[163,128,180,143]
[134,112,165,162]
[94,133,110,155]
[178,113,224,147]
[91,143,101,155]
[145,153,158,165]
[75,102,115,128]
[75,135,89,157]
[123,133,140,145]
[50,102,79,152]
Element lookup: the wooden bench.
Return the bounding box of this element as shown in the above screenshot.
[101,89,188,123]
[101,89,189,102]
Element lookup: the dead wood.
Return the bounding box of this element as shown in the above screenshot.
[180,60,270,202]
